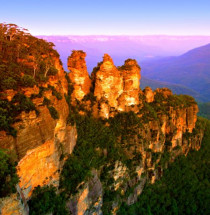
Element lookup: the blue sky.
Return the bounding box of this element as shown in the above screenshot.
[0,0,210,35]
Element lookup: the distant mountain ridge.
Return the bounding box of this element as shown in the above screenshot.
[141,76,208,102]
[141,43,210,101]
[39,35,210,71]
[39,36,210,101]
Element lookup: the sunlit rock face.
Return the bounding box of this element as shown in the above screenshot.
[0,194,26,215]
[118,59,141,111]
[93,54,123,110]
[143,87,154,103]
[0,55,77,201]
[68,51,91,101]
[92,55,141,118]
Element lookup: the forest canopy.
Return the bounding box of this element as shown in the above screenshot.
[0,23,59,91]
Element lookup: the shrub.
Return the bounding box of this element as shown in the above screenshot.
[0,149,19,197]
[48,85,62,100]
[1,77,17,90]
[43,97,51,106]
[12,93,38,115]
[0,100,17,136]
[21,75,36,87]
[59,155,90,195]
[47,106,59,119]
[28,185,69,215]
[48,67,58,76]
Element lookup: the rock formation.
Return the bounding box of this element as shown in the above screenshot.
[143,86,154,103]
[91,55,141,118]
[68,50,91,101]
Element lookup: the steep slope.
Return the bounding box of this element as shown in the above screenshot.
[0,24,77,205]
[141,44,210,101]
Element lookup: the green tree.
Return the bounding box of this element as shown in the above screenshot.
[28,185,69,215]
[0,149,19,197]
[21,75,36,87]
[1,77,17,90]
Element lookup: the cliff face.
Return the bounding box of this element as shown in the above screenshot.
[63,51,201,214]
[0,54,77,203]
[0,47,204,215]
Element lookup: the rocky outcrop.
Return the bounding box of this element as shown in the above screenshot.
[118,59,141,111]
[67,170,103,215]
[0,194,27,215]
[92,54,123,118]
[143,87,154,103]
[68,51,91,101]
[91,55,141,118]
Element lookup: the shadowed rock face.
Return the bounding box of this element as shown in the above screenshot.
[68,50,91,101]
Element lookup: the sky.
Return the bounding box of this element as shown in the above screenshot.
[0,0,210,36]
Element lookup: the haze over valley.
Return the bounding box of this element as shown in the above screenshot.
[40,35,210,102]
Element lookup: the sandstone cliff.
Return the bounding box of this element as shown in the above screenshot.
[0,50,77,204]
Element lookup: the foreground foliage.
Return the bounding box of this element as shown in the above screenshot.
[28,185,69,215]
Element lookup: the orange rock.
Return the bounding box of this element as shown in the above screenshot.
[92,55,141,118]
[143,87,154,103]
[17,140,60,198]
[155,88,172,98]
[118,59,141,111]
[68,50,91,101]
[93,54,123,111]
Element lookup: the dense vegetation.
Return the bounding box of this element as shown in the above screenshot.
[28,185,68,215]
[0,149,19,197]
[0,93,39,136]
[0,23,63,136]
[118,118,210,215]
[0,23,59,91]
